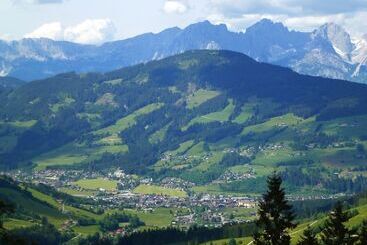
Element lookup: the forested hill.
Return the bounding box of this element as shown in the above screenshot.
[1,50,367,191]
[0,77,25,90]
[3,50,367,120]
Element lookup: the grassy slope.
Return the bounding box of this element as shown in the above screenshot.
[149,123,171,144]
[0,186,67,228]
[241,113,303,135]
[233,104,254,124]
[3,219,36,230]
[183,99,235,130]
[34,141,128,170]
[95,103,163,135]
[28,188,102,221]
[186,89,220,109]
[0,120,37,154]
[59,188,95,197]
[1,186,105,235]
[33,103,162,169]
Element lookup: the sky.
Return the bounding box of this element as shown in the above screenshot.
[1,0,367,44]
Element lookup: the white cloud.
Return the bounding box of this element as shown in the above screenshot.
[24,19,117,44]
[205,0,367,37]
[163,1,188,14]
[0,33,14,41]
[64,19,116,44]
[209,0,367,17]
[25,22,63,39]
[342,12,367,37]
[12,0,64,5]
[284,14,347,32]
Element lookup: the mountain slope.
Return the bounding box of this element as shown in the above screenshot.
[0,76,25,89]
[1,50,367,195]
[1,20,366,83]
[0,177,67,227]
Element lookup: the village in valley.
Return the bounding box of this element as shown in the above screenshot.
[4,166,346,230]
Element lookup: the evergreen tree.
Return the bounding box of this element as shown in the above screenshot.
[357,220,367,245]
[320,202,356,245]
[297,226,318,245]
[0,199,15,229]
[253,172,296,245]
[229,238,237,245]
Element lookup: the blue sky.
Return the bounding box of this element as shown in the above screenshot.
[1,0,367,44]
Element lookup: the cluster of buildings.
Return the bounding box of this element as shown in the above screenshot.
[91,190,257,211]
[214,169,255,183]
[3,166,349,228]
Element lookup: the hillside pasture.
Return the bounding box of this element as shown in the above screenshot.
[186,89,220,109]
[95,103,163,135]
[183,99,235,130]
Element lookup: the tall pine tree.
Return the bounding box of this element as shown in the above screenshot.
[297,226,318,245]
[253,172,296,245]
[0,199,14,229]
[320,202,356,245]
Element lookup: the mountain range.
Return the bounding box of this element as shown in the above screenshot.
[0,19,366,83]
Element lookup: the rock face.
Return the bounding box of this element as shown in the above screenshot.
[0,19,366,83]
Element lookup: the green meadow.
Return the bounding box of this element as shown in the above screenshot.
[183,99,235,130]
[133,184,187,198]
[95,103,163,135]
[73,178,118,191]
[186,89,220,109]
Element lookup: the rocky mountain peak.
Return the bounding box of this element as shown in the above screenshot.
[246,18,289,35]
[316,23,355,60]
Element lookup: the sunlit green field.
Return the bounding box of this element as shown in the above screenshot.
[133,184,187,197]
[59,188,96,197]
[3,219,36,230]
[33,143,128,170]
[233,104,254,124]
[200,237,253,245]
[241,113,303,135]
[124,208,174,228]
[73,225,101,236]
[149,123,171,144]
[186,89,220,109]
[73,178,118,191]
[183,99,235,130]
[95,103,163,135]
[0,120,37,128]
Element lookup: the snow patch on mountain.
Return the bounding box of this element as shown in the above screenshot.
[205,41,221,50]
